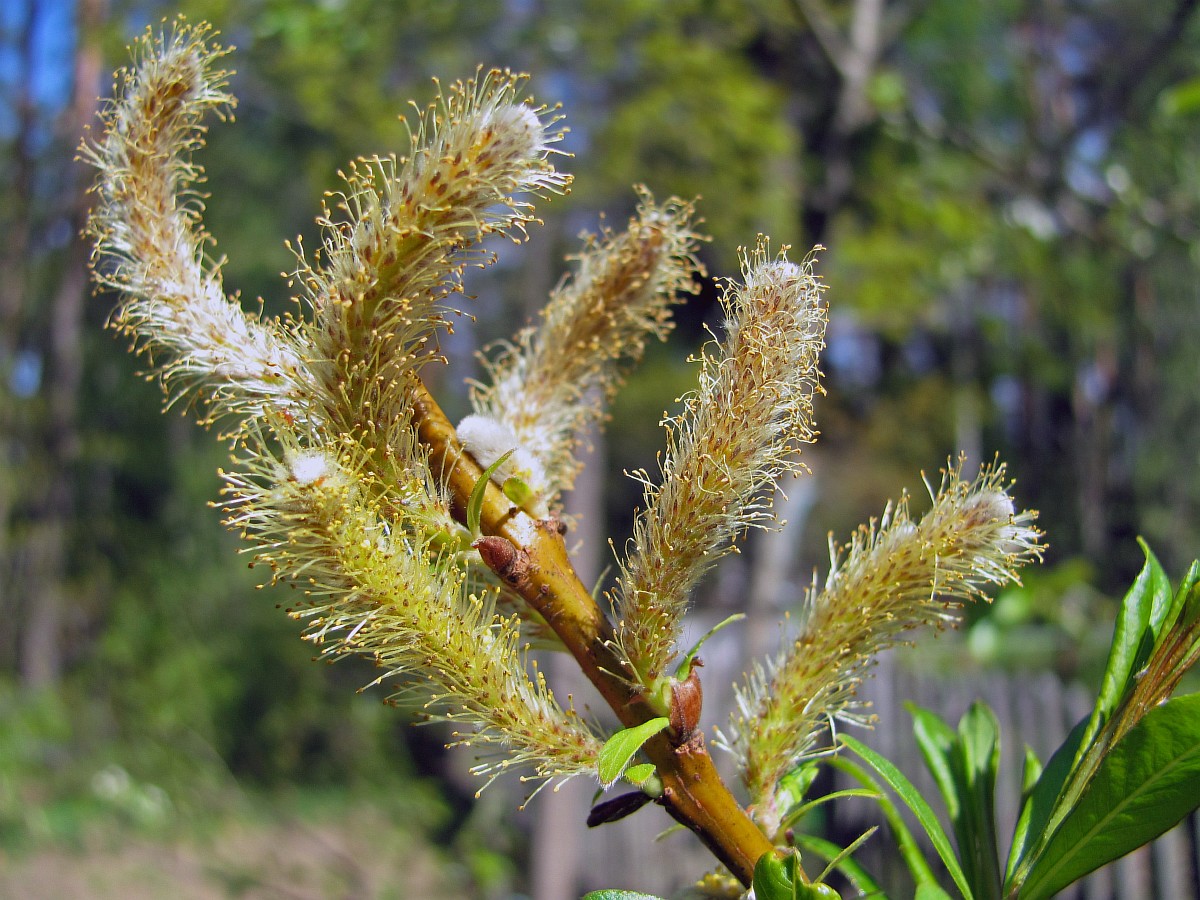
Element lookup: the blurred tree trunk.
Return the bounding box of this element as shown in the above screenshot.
[0,0,37,674]
[6,0,107,687]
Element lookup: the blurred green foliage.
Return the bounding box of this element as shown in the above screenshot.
[4,0,1200,892]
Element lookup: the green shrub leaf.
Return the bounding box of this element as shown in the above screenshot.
[841,734,973,899]
[597,717,669,787]
[467,449,514,536]
[1019,693,1200,900]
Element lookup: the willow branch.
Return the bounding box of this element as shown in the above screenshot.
[411,378,776,886]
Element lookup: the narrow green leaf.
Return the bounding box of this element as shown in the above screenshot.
[673,613,745,679]
[1020,693,1200,900]
[467,449,514,536]
[1086,542,1170,755]
[954,703,1004,899]
[791,832,885,897]
[1019,746,1043,800]
[597,717,670,787]
[815,825,878,884]
[915,884,955,900]
[841,734,973,899]
[781,789,881,832]
[1005,714,1088,886]
[831,755,944,891]
[582,892,668,900]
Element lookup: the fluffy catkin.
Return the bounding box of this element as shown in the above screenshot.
[719,460,1042,838]
[469,191,702,503]
[221,427,601,790]
[83,21,308,421]
[293,69,570,442]
[615,241,827,686]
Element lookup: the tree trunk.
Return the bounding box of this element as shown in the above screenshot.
[16,0,107,687]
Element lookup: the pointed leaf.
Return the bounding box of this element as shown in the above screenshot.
[673,613,745,679]
[467,449,514,536]
[910,703,1003,898]
[1019,746,1043,799]
[841,734,973,899]
[597,717,670,787]
[1005,714,1088,885]
[791,832,885,897]
[1019,693,1200,900]
[831,755,945,892]
[1086,542,1170,756]
[954,703,1003,898]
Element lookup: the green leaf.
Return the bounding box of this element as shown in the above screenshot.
[841,734,973,899]
[831,755,944,891]
[781,788,881,833]
[582,892,668,900]
[1019,693,1200,900]
[753,850,838,900]
[1005,715,1088,885]
[909,702,1002,900]
[467,449,514,536]
[1086,542,1171,758]
[597,717,670,787]
[502,474,533,508]
[623,763,656,785]
[775,762,821,823]
[1007,544,1176,888]
[915,885,955,900]
[1019,746,1043,800]
[814,825,878,885]
[791,832,885,897]
[753,850,797,900]
[673,613,745,679]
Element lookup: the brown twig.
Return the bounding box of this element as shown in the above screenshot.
[410,378,777,886]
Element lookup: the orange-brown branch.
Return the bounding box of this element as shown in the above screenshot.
[411,378,775,886]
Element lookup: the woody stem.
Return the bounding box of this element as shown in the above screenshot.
[409,378,778,887]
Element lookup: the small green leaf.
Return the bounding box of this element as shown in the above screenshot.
[467,449,514,536]
[502,474,533,508]
[815,825,878,884]
[753,850,798,900]
[1006,715,1088,886]
[937,703,1002,899]
[623,763,656,784]
[673,613,745,679]
[781,788,880,832]
[791,832,884,897]
[830,756,949,894]
[582,892,668,900]
[1019,693,1200,900]
[597,717,670,787]
[841,734,973,899]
